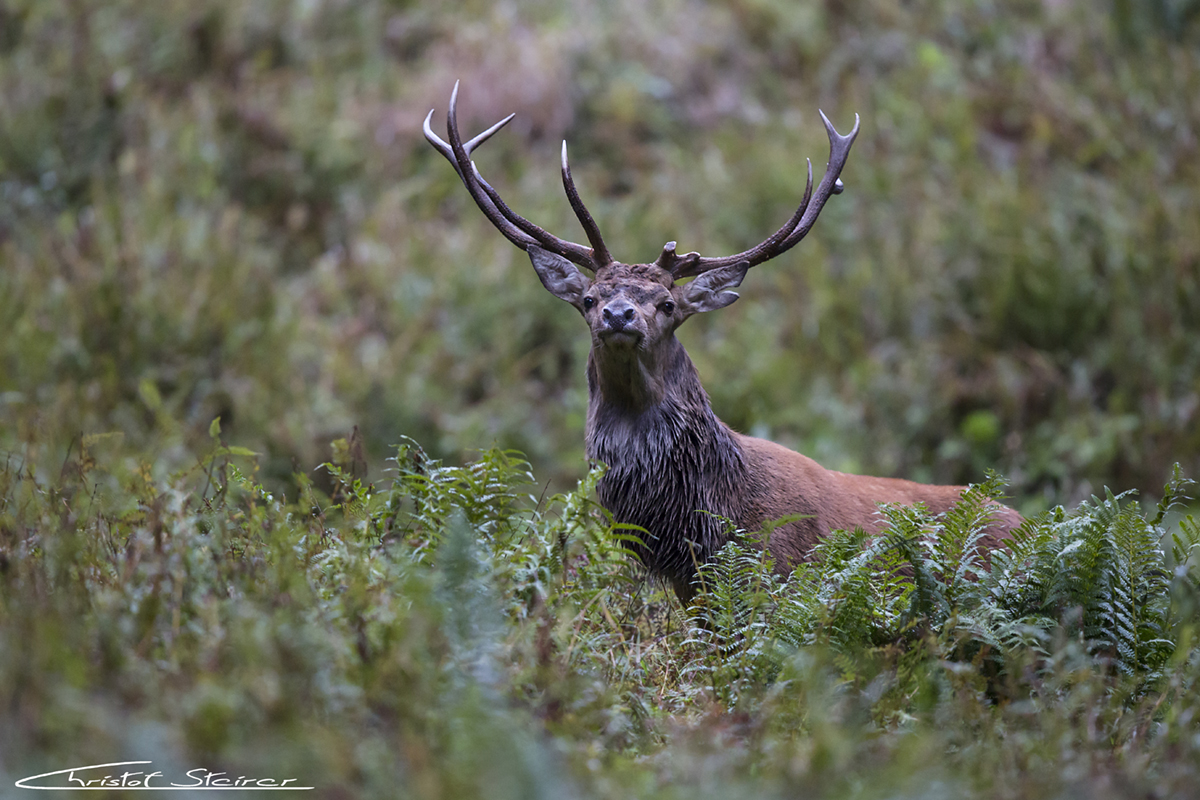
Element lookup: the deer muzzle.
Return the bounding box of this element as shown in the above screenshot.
[601,300,637,328]
[597,299,642,344]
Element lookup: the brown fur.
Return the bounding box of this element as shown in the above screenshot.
[737,436,1022,581]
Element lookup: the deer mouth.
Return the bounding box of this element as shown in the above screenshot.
[597,328,644,348]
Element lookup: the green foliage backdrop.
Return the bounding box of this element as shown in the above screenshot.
[4,432,1200,798]
[2,0,1198,510]
[3,4,1200,794]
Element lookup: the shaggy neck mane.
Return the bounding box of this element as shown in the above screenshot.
[585,336,747,592]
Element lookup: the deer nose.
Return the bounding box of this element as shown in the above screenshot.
[602,301,637,329]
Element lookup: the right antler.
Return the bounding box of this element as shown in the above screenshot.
[654,111,861,280]
[423,82,613,272]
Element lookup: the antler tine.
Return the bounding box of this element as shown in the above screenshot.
[423,81,601,271]
[667,111,860,280]
[772,110,860,252]
[469,161,596,269]
[421,84,533,250]
[423,110,516,180]
[444,82,537,251]
[561,141,613,267]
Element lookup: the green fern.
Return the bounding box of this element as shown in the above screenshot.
[682,467,1200,700]
[683,530,782,707]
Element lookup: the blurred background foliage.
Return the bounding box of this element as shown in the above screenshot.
[2,0,1198,510]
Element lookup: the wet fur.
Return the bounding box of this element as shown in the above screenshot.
[584,311,1021,605]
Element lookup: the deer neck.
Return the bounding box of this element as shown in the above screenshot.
[583,333,746,497]
[584,335,748,587]
[585,335,702,416]
[586,336,663,411]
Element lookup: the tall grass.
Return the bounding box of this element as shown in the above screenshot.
[4,431,1200,798]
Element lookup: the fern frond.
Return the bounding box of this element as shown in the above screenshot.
[1154,462,1196,525]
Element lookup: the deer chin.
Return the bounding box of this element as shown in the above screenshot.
[596,329,644,349]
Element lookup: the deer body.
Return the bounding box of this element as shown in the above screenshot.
[580,278,1019,602]
[425,83,1021,603]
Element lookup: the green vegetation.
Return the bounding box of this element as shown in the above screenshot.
[3,0,1200,796]
[4,439,1200,797]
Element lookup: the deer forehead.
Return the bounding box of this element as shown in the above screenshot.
[592,263,675,299]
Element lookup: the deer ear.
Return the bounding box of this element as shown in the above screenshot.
[528,245,591,309]
[678,261,749,315]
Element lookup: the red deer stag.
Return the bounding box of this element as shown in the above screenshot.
[424,83,1021,604]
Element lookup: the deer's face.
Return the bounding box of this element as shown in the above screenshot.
[527,246,749,355]
[581,263,676,351]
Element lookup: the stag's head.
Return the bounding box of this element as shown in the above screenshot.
[424,82,859,361]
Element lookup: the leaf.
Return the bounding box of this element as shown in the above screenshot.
[138,378,163,413]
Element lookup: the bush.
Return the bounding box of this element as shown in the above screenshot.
[4,433,1200,798]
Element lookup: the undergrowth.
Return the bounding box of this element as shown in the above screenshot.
[3,431,1200,798]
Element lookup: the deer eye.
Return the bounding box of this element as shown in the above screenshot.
[660,300,676,315]
[583,296,596,310]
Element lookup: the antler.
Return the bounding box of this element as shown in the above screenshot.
[423,81,613,272]
[655,110,861,280]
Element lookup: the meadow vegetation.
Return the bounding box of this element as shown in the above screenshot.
[3,0,1200,796]
[3,436,1200,797]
